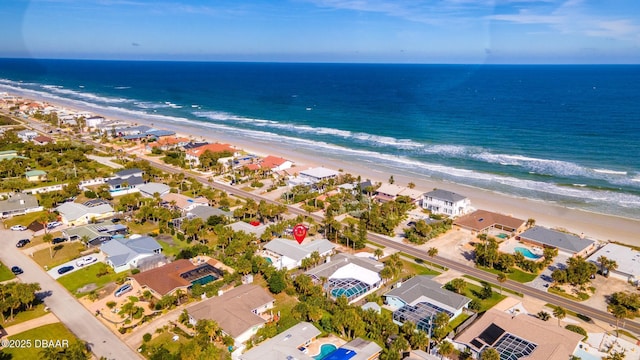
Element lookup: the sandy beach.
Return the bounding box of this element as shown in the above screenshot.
[113,108,640,247]
[9,93,640,247]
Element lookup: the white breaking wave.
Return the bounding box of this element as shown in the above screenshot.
[40,84,131,104]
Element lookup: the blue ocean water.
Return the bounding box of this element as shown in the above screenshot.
[1,59,639,218]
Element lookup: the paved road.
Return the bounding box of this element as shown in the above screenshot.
[0,229,142,359]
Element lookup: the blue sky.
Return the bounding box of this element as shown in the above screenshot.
[1,0,639,63]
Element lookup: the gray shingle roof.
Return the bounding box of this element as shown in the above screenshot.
[386,275,471,311]
[424,189,467,203]
[0,193,39,213]
[305,253,383,280]
[100,236,162,267]
[519,226,595,254]
[115,168,144,178]
[264,238,335,262]
[239,322,320,360]
[187,206,232,220]
[56,202,114,222]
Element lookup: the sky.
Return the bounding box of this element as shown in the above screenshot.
[1,0,639,63]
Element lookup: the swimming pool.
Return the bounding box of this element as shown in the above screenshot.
[265,257,273,264]
[313,344,337,360]
[515,247,541,259]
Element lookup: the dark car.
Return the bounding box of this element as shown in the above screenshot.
[16,239,30,248]
[11,266,23,275]
[57,265,74,275]
[52,237,66,244]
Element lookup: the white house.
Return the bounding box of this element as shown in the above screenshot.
[262,238,335,270]
[422,189,471,217]
[299,167,340,183]
[17,130,38,142]
[56,201,114,226]
[85,116,105,128]
[100,236,164,273]
[0,193,43,218]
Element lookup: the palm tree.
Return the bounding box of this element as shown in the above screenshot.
[374,248,384,260]
[438,341,454,359]
[553,306,566,327]
[537,311,551,321]
[481,348,500,360]
[427,247,438,257]
[43,233,54,259]
[497,272,507,294]
[609,304,629,337]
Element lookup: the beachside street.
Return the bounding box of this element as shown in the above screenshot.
[0,228,142,360]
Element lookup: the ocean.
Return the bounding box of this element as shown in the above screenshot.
[1,59,639,218]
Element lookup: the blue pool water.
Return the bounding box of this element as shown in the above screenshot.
[515,247,541,259]
[573,349,601,360]
[265,257,273,264]
[313,344,337,360]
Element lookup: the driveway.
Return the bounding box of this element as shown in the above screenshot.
[0,228,141,359]
[47,252,106,280]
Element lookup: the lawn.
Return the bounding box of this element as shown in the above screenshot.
[2,210,49,228]
[0,303,48,328]
[126,221,159,236]
[21,230,65,249]
[0,262,16,281]
[461,281,506,313]
[479,266,538,283]
[32,242,86,269]
[143,331,190,356]
[2,322,80,360]
[402,260,441,276]
[156,235,192,258]
[57,263,125,297]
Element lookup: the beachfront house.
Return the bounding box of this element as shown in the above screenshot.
[586,243,640,285]
[0,193,43,218]
[100,235,164,273]
[516,226,596,257]
[305,253,384,304]
[184,143,238,166]
[453,308,583,360]
[422,189,471,217]
[454,210,526,236]
[187,284,275,346]
[385,276,471,332]
[262,238,335,270]
[85,116,105,129]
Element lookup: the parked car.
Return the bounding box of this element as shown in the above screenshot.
[57,265,74,275]
[11,266,23,275]
[114,284,132,297]
[52,237,66,244]
[16,239,30,248]
[46,221,62,230]
[76,256,97,267]
[10,225,27,231]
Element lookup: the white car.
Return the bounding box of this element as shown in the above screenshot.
[46,221,62,230]
[10,225,27,231]
[75,256,98,267]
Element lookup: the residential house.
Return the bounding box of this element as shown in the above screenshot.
[0,193,43,218]
[25,170,47,182]
[17,130,38,142]
[453,308,583,360]
[85,116,105,129]
[260,155,293,172]
[186,206,232,222]
[106,168,145,195]
[228,221,268,239]
[299,167,340,183]
[160,193,209,213]
[62,221,127,246]
[184,143,238,166]
[374,183,405,202]
[132,259,223,298]
[422,189,471,217]
[587,243,640,284]
[262,238,335,270]
[454,210,526,235]
[385,276,471,332]
[338,338,383,360]
[31,135,54,145]
[187,284,275,345]
[100,235,164,273]
[305,253,384,304]
[0,150,28,162]
[239,322,321,360]
[55,200,114,226]
[145,137,190,152]
[517,226,596,257]
[138,182,171,198]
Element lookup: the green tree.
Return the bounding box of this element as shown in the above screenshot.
[481,348,500,360]
[537,311,551,321]
[497,272,507,294]
[267,270,288,294]
[553,306,566,327]
[438,341,454,359]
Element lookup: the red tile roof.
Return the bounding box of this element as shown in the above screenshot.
[261,155,288,169]
[132,259,219,296]
[186,143,235,157]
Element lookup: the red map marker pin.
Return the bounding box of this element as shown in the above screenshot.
[293,224,307,244]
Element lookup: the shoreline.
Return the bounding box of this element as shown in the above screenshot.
[6,91,640,247]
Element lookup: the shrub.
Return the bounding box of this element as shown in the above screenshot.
[84,190,97,198]
[565,325,588,340]
[106,301,117,309]
[143,333,152,342]
[131,268,141,275]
